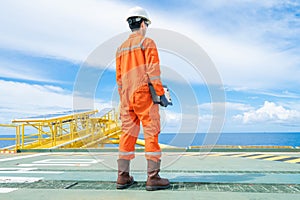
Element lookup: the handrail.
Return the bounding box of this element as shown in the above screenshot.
[12,110,98,123]
[0,124,17,128]
[0,109,124,151]
[0,124,19,150]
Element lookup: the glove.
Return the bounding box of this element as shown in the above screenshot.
[160,95,169,107]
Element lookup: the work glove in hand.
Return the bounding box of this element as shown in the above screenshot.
[160,95,169,107]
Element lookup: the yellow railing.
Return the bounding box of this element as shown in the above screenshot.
[1,108,174,152]
[0,124,20,150]
[0,109,124,151]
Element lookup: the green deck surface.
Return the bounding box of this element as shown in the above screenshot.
[0,151,299,199]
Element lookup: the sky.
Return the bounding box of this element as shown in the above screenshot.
[0,0,300,134]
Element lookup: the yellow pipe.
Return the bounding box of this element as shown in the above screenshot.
[136,139,146,146]
[16,125,20,150]
[0,124,17,127]
[0,138,15,140]
[21,124,25,149]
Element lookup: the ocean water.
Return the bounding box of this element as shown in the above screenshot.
[0,135,15,148]
[155,132,300,148]
[1,132,300,148]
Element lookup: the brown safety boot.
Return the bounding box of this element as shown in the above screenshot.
[116,159,135,189]
[146,159,170,191]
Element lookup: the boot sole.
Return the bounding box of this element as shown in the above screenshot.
[146,184,170,191]
[116,181,136,189]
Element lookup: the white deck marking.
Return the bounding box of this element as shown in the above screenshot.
[0,168,37,171]
[0,176,42,183]
[0,167,63,174]
[0,170,63,174]
[18,163,91,167]
[0,153,51,162]
[33,159,100,164]
[0,188,18,193]
[17,158,102,167]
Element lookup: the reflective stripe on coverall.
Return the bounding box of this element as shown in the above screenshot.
[116,32,164,162]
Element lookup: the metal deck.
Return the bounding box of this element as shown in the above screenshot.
[0,151,300,199]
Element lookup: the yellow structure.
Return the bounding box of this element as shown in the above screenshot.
[0,123,19,152]
[1,110,298,152]
[0,109,124,151]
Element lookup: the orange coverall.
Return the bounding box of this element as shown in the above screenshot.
[116,32,164,162]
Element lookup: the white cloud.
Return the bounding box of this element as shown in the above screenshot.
[206,0,277,7]
[160,110,181,133]
[1,0,299,89]
[1,0,300,134]
[0,0,130,61]
[159,109,218,133]
[0,80,71,111]
[0,80,111,123]
[0,58,64,83]
[173,23,299,90]
[199,102,253,112]
[159,0,300,89]
[234,101,300,124]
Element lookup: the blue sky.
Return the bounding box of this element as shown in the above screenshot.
[0,0,300,133]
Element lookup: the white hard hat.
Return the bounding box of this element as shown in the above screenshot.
[126,6,151,24]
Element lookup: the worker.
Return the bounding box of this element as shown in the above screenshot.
[115,6,170,191]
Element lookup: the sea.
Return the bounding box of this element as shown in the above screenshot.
[1,132,300,148]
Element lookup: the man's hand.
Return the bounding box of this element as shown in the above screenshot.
[160,95,168,107]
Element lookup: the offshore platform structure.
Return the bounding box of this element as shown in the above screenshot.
[1,109,297,152]
[0,109,135,152]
